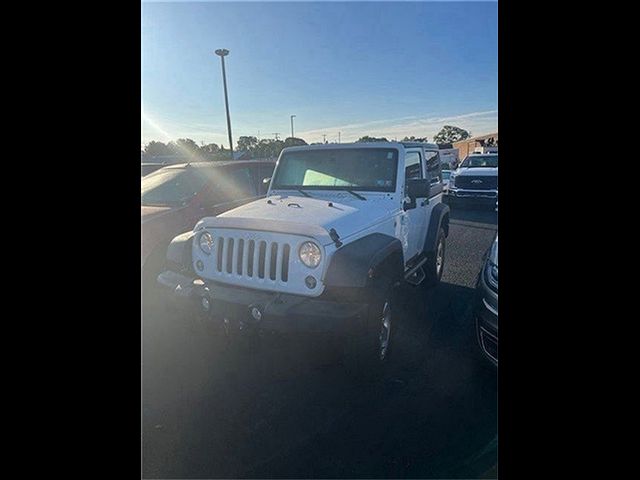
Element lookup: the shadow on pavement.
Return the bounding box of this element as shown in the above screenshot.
[143,280,497,479]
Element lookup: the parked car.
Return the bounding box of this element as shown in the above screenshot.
[438,147,459,170]
[141,162,166,177]
[475,234,498,366]
[447,153,498,208]
[158,142,450,374]
[142,160,276,287]
[442,169,452,194]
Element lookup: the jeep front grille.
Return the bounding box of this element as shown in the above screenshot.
[213,235,290,283]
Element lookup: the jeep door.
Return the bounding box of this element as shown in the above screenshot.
[403,149,430,261]
[423,149,444,232]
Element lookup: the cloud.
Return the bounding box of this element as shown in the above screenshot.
[141,109,498,146]
[297,110,498,143]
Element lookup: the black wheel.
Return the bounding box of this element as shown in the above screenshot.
[343,280,396,380]
[424,227,446,286]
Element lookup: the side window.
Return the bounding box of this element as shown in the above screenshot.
[219,167,256,199]
[425,151,441,185]
[405,151,423,180]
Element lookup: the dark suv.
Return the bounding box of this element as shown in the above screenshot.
[475,234,498,366]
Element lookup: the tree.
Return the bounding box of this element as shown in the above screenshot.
[169,138,201,156]
[144,141,172,157]
[433,126,471,144]
[401,136,428,142]
[199,143,220,161]
[356,136,389,143]
[283,137,308,148]
[236,136,258,153]
[200,143,220,154]
[252,139,285,159]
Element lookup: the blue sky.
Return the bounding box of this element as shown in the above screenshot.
[142,1,497,147]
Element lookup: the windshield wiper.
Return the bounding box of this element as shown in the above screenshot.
[345,190,366,201]
[297,189,313,198]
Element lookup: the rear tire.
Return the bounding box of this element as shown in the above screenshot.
[424,227,446,286]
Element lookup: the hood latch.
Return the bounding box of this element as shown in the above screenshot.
[329,228,343,248]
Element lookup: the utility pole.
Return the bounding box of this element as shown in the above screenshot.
[290,115,296,138]
[322,134,327,144]
[214,48,234,159]
[273,133,280,140]
[338,132,341,143]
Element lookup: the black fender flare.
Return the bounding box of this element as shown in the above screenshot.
[166,230,195,274]
[423,202,450,254]
[324,233,404,289]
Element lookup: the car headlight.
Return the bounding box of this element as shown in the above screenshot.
[198,231,214,255]
[299,241,322,268]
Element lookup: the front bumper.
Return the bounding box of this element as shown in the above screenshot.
[157,270,369,336]
[474,268,498,366]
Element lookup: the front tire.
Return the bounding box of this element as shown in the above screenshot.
[344,281,396,380]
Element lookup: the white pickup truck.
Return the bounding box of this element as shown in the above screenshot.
[447,152,498,207]
[158,142,450,371]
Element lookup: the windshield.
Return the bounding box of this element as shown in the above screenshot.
[141,168,206,207]
[272,148,398,192]
[460,155,498,168]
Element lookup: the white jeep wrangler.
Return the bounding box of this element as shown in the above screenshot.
[158,142,450,369]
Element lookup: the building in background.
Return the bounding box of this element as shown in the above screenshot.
[453,132,498,160]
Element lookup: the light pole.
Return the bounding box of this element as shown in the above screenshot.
[214,48,234,159]
[290,115,296,138]
[338,131,341,143]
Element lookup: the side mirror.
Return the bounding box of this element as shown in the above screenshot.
[260,177,271,195]
[406,178,430,199]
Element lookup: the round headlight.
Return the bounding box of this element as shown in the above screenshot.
[198,231,214,255]
[299,241,322,268]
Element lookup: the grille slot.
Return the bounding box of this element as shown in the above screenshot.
[216,236,224,272]
[236,239,244,275]
[247,240,255,277]
[269,243,278,280]
[258,241,267,279]
[226,238,234,273]
[281,244,290,281]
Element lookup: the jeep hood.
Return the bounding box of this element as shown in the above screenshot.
[196,194,394,246]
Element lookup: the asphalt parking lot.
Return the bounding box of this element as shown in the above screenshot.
[142,203,498,479]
